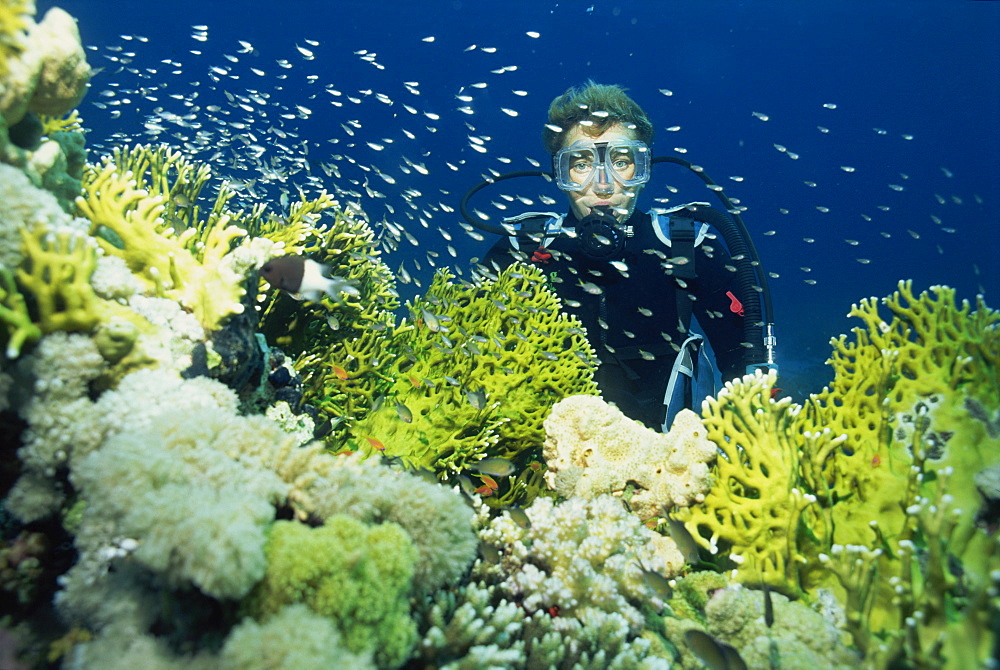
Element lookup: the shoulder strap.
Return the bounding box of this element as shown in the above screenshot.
[668,215,698,334]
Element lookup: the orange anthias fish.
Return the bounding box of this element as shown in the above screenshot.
[364,436,386,451]
[473,474,499,496]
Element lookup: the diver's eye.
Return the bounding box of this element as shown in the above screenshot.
[570,160,594,174]
[612,158,633,171]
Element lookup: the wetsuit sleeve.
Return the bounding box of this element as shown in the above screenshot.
[479,236,523,274]
[691,239,749,383]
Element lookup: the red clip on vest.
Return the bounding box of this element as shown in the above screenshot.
[531,248,552,264]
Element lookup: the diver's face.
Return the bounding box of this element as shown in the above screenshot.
[560,124,643,223]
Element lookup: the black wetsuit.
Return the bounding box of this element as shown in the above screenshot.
[483,207,751,429]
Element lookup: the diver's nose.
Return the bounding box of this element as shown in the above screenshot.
[593,167,614,194]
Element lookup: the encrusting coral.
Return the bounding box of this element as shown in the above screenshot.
[543,395,716,521]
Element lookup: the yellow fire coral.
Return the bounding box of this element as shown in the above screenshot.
[543,395,717,522]
[257,198,399,356]
[75,145,276,332]
[0,264,39,357]
[674,281,1000,668]
[311,263,598,475]
[0,0,29,79]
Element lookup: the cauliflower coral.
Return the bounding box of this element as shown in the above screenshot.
[543,395,716,521]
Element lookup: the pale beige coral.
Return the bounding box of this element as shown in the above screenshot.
[0,6,90,125]
[543,395,716,521]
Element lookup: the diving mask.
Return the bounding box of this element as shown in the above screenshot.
[553,139,651,192]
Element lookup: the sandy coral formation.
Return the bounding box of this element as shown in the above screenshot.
[543,395,716,521]
[0,6,89,123]
[0,3,90,211]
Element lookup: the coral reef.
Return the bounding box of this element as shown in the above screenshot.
[543,396,716,521]
[0,3,995,668]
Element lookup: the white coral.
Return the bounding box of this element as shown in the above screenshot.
[543,395,717,520]
[478,494,678,633]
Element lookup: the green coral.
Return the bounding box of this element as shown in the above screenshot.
[306,263,598,476]
[662,582,860,670]
[244,516,419,669]
[673,281,1000,668]
[16,224,100,333]
[219,605,375,670]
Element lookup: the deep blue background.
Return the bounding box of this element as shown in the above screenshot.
[40,0,1000,394]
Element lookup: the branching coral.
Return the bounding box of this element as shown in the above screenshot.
[421,495,681,669]
[0,264,39,357]
[16,225,99,333]
[673,281,1000,667]
[0,0,30,79]
[36,109,82,136]
[75,158,249,331]
[476,494,678,632]
[418,580,672,669]
[672,369,836,599]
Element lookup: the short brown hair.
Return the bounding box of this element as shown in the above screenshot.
[542,80,654,155]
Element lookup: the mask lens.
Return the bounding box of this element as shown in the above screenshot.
[554,140,650,191]
[556,145,598,191]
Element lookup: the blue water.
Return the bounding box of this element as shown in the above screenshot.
[42,0,1000,395]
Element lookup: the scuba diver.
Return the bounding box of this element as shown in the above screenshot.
[461,81,777,431]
